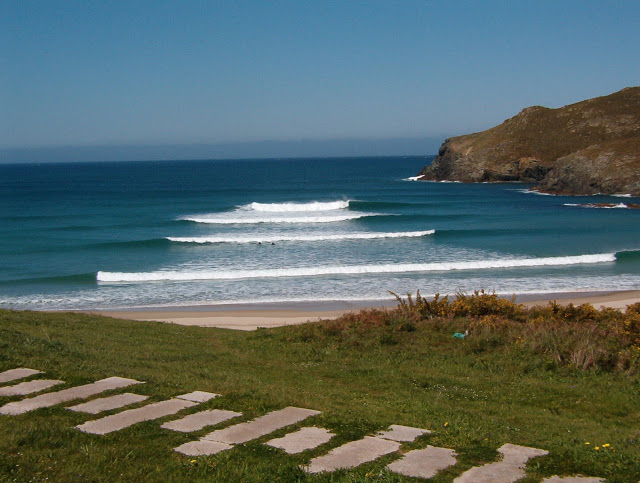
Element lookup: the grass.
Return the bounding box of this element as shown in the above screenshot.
[1,293,640,482]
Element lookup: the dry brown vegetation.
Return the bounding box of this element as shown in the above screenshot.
[305,291,640,374]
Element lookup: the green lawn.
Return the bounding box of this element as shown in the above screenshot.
[1,305,639,482]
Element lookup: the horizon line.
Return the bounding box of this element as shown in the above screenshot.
[0,136,446,164]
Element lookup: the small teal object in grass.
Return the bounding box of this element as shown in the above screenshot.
[453,330,469,339]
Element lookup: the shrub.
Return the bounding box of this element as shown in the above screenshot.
[300,291,640,374]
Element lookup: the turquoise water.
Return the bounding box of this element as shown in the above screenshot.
[1,157,639,310]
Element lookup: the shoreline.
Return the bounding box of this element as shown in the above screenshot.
[81,290,640,331]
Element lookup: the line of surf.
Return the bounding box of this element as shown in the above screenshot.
[167,230,435,244]
[242,200,350,212]
[564,203,629,209]
[403,175,425,181]
[97,253,616,283]
[179,213,376,224]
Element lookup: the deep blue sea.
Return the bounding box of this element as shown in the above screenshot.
[1,156,639,310]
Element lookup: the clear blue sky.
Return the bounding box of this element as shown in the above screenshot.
[1,0,639,161]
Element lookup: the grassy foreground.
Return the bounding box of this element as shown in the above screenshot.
[1,293,640,482]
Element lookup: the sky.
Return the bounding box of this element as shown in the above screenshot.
[1,0,639,162]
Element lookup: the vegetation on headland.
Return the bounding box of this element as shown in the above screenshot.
[1,293,640,481]
[418,86,640,195]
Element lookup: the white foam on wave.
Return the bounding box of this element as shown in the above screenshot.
[403,175,425,181]
[243,200,350,212]
[564,203,628,209]
[97,253,616,283]
[180,213,371,224]
[512,188,556,196]
[167,230,435,244]
[613,194,633,198]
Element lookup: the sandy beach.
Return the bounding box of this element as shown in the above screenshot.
[86,290,640,331]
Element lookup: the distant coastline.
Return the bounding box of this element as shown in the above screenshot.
[418,87,640,196]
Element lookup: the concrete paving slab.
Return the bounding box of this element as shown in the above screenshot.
[266,427,334,454]
[0,368,42,384]
[305,436,400,474]
[77,398,197,435]
[174,440,233,456]
[203,406,320,445]
[454,443,548,482]
[377,424,431,442]
[161,409,241,433]
[387,445,457,479]
[176,391,219,403]
[68,393,149,414]
[543,477,604,482]
[0,377,142,415]
[0,379,63,396]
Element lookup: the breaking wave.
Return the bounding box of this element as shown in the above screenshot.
[179,199,379,224]
[243,200,350,212]
[564,203,629,209]
[167,230,435,244]
[180,213,372,224]
[97,253,616,283]
[512,188,557,196]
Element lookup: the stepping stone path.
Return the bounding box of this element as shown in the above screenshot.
[304,424,428,474]
[266,426,334,454]
[161,409,241,433]
[0,377,141,415]
[387,445,457,479]
[454,443,549,482]
[306,436,400,474]
[0,368,606,480]
[175,406,320,456]
[0,379,64,396]
[202,406,320,445]
[69,393,149,414]
[77,398,201,435]
[0,368,42,383]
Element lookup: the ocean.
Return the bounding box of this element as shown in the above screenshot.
[1,156,639,310]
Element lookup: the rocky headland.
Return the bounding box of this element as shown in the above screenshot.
[418,87,640,195]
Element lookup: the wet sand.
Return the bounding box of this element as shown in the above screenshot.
[85,290,640,331]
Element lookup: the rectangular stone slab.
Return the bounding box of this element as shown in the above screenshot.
[77,398,197,435]
[0,368,42,384]
[266,427,334,454]
[454,443,548,483]
[0,377,142,415]
[202,407,320,445]
[161,409,241,432]
[0,379,64,396]
[174,440,233,456]
[377,424,431,442]
[387,445,457,479]
[306,436,400,474]
[175,391,219,403]
[68,393,149,414]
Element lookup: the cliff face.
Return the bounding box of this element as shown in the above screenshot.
[418,87,640,195]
